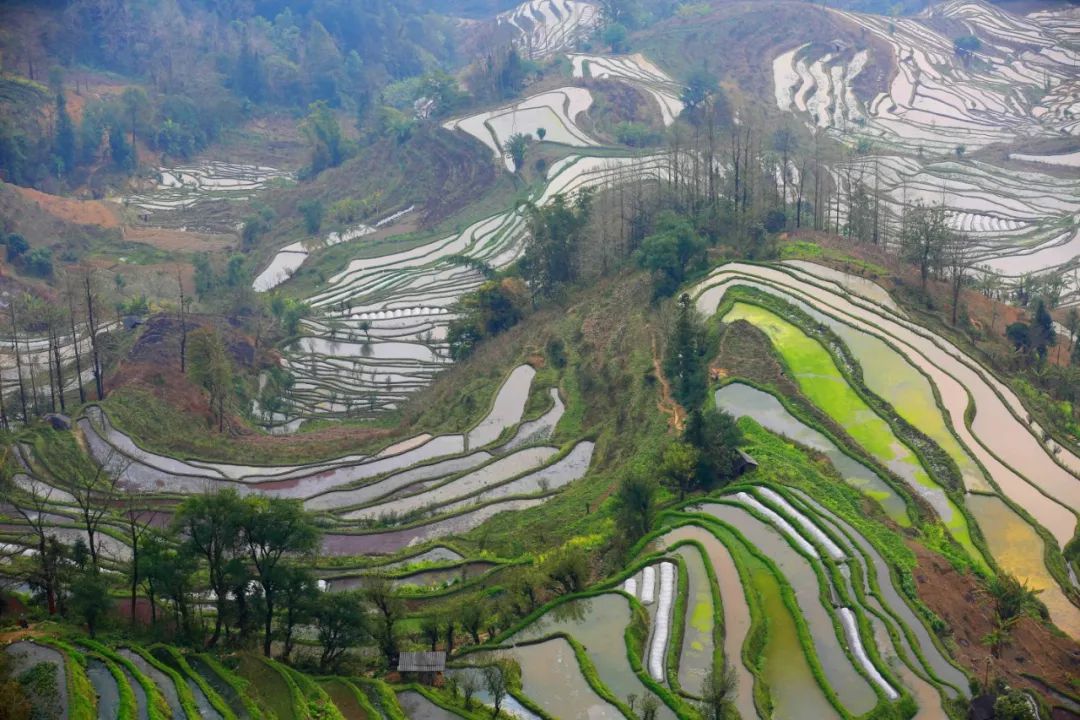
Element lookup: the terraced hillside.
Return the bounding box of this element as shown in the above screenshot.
[770,0,1080,303]
[4,1,1080,719]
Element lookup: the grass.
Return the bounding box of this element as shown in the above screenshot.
[192,654,266,720]
[779,240,890,278]
[282,664,347,720]
[121,644,203,720]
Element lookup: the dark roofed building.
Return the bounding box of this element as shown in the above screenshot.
[734,449,759,477]
[398,651,446,684]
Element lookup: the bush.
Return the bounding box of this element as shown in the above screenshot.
[5,233,28,261]
[613,122,660,148]
[25,247,54,277]
[299,199,324,235]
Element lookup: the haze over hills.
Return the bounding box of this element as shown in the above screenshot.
[0,1,1079,719]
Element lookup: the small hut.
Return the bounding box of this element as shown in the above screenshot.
[397,651,446,685]
[734,450,759,477]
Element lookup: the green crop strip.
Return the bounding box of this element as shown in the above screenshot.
[151,645,236,720]
[711,375,916,528]
[36,637,96,720]
[321,677,383,718]
[281,663,347,720]
[78,639,170,720]
[122,645,202,719]
[702,495,890,715]
[352,677,408,720]
[196,654,266,720]
[746,485,913,705]
[728,420,967,668]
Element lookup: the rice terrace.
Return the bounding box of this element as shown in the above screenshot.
[0,0,1078,718]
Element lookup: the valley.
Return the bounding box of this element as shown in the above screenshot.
[1,0,1078,719]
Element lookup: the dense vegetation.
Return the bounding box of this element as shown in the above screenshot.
[1,1,1078,719]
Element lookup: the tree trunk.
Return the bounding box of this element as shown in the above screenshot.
[46,338,56,412]
[52,328,66,412]
[85,275,104,399]
[69,292,86,404]
[178,272,188,373]
[263,594,274,657]
[9,303,28,423]
[40,534,56,615]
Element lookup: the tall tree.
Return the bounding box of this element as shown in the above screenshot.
[660,441,701,501]
[365,575,404,667]
[70,568,111,638]
[7,298,28,423]
[65,276,87,404]
[520,191,593,297]
[636,212,706,297]
[944,231,973,326]
[12,478,62,613]
[187,326,233,431]
[83,272,104,400]
[174,490,246,647]
[614,471,658,542]
[54,93,77,176]
[303,100,349,173]
[684,408,743,486]
[177,270,189,373]
[121,492,160,627]
[505,132,529,172]
[314,591,368,672]
[900,201,950,291]
[277,565,318,662]
[239,496,320,657]
[483,663,510,718]
[664,293,709,408]
[69,452,125,570]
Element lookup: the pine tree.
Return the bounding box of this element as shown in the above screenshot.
[54,93,77,176]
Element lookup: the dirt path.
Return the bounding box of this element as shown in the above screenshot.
[651,332,684,432]
[0,627,44,645]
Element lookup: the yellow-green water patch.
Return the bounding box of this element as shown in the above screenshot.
[830,323,990,493]
[967,494,1080,639]
[715,383,910,526]
[722,303,986,572]
[673,545,716,694]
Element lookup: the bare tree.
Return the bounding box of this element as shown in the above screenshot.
[177,269,189,373]
[11,473,62,614]
[83,271,104,399]
[699,661,738,720]
[7,297,28,423]
[121,489,161,625]
[483,662,509,718]
[70,449,127,570]
[945,231,974,326]
[65,275,87,404]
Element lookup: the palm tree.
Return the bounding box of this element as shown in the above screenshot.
[984,574,1044,623]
